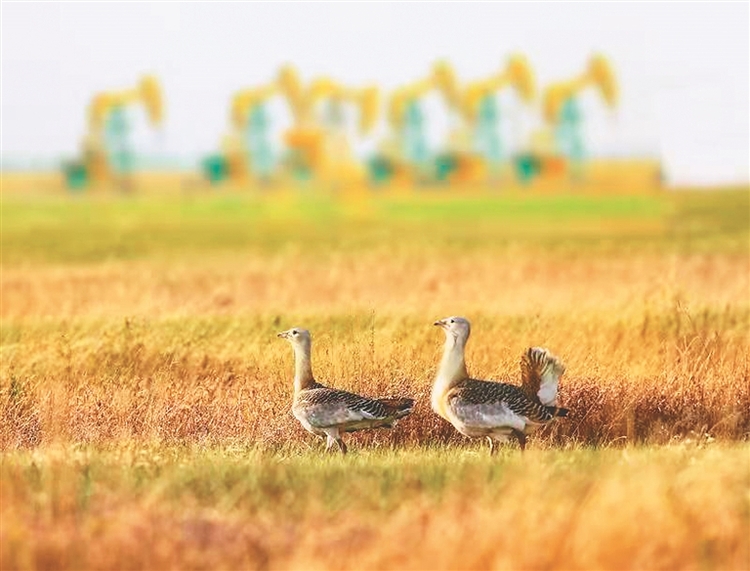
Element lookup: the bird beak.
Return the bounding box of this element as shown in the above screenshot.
[277,331,288,339]
[434,319,446,328]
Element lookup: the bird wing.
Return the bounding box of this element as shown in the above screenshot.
[448,379,556,428]
[295,387,396,428]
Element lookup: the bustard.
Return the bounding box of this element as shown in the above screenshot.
[431,316,568,453]
[278,327,414,454]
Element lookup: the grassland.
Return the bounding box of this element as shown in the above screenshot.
[1,185,749,569]
[4,444,749,570]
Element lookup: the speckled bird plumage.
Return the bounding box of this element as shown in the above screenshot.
[431,316,568,453]
[293,382,413,432]
[446,379,565,424]
[278,327,414,454]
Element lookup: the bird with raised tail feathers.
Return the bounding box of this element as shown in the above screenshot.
[277,327,414,454]
[431,316,569,453]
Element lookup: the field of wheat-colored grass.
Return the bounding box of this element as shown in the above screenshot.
[1,186,748,569]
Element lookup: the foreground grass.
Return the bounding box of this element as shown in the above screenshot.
[2,443,748,570]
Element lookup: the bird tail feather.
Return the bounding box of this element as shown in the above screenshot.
[544,405,569,417]
[522,347,566,407]
[378,397,415,418]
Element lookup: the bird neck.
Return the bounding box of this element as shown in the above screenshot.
[292,344,315,393]
[432,335,469,407]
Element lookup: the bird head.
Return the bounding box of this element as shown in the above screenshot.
[277,327,312,351]
[433,316,471,343]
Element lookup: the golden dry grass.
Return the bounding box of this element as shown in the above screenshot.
[2,249,748,450]
[3,443,749,570]
[1,188,749,570]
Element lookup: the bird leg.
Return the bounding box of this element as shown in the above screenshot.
[487,436,497,456]
[512,430,527,452]
[325,435,337,452]
[323,429,347,454]
[336,438,348,455]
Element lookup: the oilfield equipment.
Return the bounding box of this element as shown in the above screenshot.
[203,65,380,186]
[462,54,536,179]
[520,54,619,181]
[63,55,622,192]
[370,56,539,186]
[64,75,164,190]
[295,77,380,184]
[203,66,294,185]
[369,60,462,184]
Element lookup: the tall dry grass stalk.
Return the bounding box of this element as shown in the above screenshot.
[2,251,748,450]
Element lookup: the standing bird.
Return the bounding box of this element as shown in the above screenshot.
[431,316,568,453]
[277,327,414,454]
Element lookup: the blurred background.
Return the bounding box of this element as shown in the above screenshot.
[1,2,748,193]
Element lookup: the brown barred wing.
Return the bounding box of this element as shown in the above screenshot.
[295,387,412,430]
[454,379,558,424]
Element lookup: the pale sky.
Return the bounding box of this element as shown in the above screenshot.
[1,2,749,183]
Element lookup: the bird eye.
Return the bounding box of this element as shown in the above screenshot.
[292,330,298,336]
[450,319,455,324]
